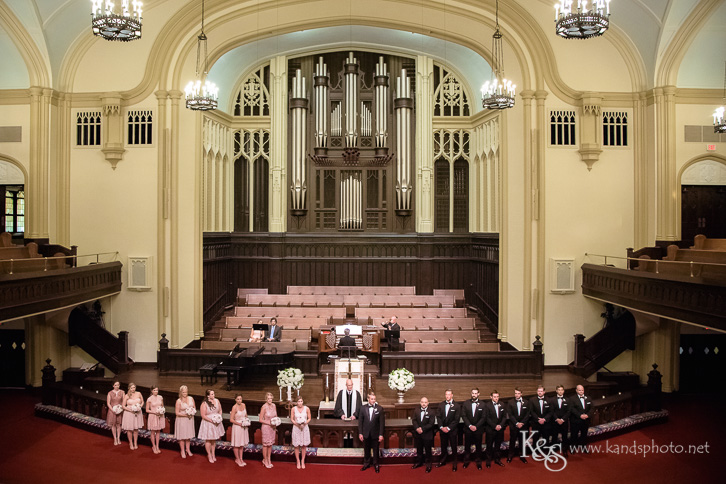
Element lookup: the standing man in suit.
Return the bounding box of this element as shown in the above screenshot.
[436,389,460,471]
[411,397,435,472]
[569,384,592,452]
[484,390,507,468]
[381,316,401,351]
[506,388,530,464]
[529,385,552,449]
[461,387,486,470]
[549,384,569,456]
[264,317,282,342]
[359,392,385,472]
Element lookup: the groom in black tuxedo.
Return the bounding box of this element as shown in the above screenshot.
[569,384,592,452]
[411,397,435,472]
[359,392,385,472]
[461,388,486,469]
[506,388,530,464]
[484,390,507,468]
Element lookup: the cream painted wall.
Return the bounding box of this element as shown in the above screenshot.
[0,31,30,89]
[542,107,635,365]
[675,103,725,174]
[0,104,30,169]
[68,103,159,362]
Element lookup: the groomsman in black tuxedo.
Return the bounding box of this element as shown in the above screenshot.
[411,397,435,472]
[436,389,460,471]
[484,390,507,468]
[529,385,552,449]
[506,388,530,463]
[461,388,486,470]
[359,392,385,472]
[569,384,592,452]
[549,385,570,456]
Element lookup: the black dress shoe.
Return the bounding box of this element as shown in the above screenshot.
[506,457,513,463]
[452,465,457,472]
[495,460,505,467]
[476,463,482,470]
[361,464,370,471]
[520,457,528,464]
[425,466,432,473]
[374,466,380,473]
[462,462,469,469]
[486,462,491,468]
[412,463,422,469]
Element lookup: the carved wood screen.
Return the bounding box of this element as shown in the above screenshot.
[287,51,416,233]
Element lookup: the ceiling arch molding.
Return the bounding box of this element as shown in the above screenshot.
[656,0,722,87]
[0,1,50,87]
[0,153,30,183]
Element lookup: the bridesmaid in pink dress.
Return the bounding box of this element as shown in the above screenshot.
[290,396,311,469]
[259,392,278,468]
[145,385,165,454]
[174,385,196,458]
[106,381,125,445]
[198,389,225,463]
[121,383,144,450]
[230,394,249,467]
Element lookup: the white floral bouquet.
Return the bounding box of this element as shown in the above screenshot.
[130,403,142,413]
[388,368,415,392]
[277,367,304,390]
[156,407,166,416]
[185,406,197,417]
[112,404,123,415]
[270,416,282,427]
[241,417,251,427]
[295,413,307,424]
[210,413,223,425]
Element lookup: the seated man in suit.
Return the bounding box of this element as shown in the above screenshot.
[411,397,435,472]
[381,316,401,351]
[359,391,385,473]
[338,328,357,356]
[264,317,282,342]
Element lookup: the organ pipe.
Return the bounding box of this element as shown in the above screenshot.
[314,57,329,148]
[394,69,413,211]
[374,56,389,148]
[344,52,359,148]
[290,69,308,211]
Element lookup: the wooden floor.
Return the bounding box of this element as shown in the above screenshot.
[117,365,588,405]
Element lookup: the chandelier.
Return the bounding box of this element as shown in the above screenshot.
[185,0,218,111]
[481,0,515,110]
[91,1,142,42]
[555,0,611,40]
[714,63,726,134]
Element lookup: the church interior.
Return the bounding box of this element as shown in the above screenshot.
[0,0,724,480]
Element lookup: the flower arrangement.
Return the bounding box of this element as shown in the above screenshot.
[185,406,197,417]
[388,368,415,392]
[210,413,223,425]
[295,413,307,424]
[156,407,166,416]
[112,404,123,415]
[277,367,304,390]
[270,416,282,427]
[130,403,142,413]
[241,417,251,427]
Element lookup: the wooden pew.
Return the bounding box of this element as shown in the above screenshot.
[236,288,268,305]
[403,342,499,352]
[234,307,347,318]
[219,328,312,343]
[691,234,726,251]
[245,293,455,308]
[355,307,468,321]
[200,340,302,351]
[399,330,480,343]
[287,285,416,295]
[433,289,465,307]
[225,316,333,330]
[0,242,65,273]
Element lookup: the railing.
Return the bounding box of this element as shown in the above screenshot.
[585,252,726,277]
[1,251,119,275]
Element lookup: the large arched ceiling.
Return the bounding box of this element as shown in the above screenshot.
[676,0,726,88]
[210,25,492,114]
[1,0,724,91]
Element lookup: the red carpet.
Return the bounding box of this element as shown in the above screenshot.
[0,390,721,483]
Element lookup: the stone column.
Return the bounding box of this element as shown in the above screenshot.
[415,55,434,233]
[269,55,288,232]
[27,87,50,240]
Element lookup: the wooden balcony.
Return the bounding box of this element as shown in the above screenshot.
[581,263,726,331]
[0,262,122,322]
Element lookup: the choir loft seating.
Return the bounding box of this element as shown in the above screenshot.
[583,235,726,333]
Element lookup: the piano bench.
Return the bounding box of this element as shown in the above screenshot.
[199,364,218,385]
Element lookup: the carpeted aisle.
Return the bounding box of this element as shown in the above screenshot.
[0,391,721,484]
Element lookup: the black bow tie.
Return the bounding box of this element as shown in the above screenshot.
[517,399,523,403]
[446,401,452,405]
[538,397,544,400]
[421,408,426,412]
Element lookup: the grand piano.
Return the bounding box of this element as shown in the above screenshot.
[215,346,295,389]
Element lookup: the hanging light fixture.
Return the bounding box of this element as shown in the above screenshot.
[714,62,726,134]
[481,0,515,110]
[185,0,218,111]
[555,0,611,40]
[91,1,143,42]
